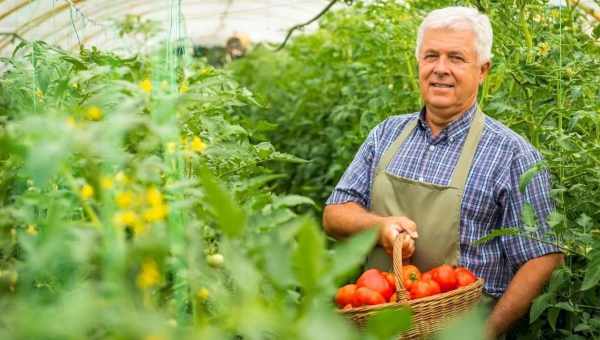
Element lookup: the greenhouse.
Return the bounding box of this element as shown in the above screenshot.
[0,0,599,339]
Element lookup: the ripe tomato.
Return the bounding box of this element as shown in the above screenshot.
[389,292,398,303]
[432,264,458,292]
[401,265,421,290]
[410,279,441,299]
[335,284,357,308]
[421,271,433,282]
[355,286,386,306]
[455,269,476,287]
[356,269,394,301]
[382,271,397,291]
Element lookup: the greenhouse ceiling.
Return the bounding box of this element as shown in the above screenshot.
[0,0,348,57]
[0,0,597,58]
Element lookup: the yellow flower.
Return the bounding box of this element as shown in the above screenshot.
[137,259,160,289]
[143,204,168,222]
[85,106,103,121]
[146,187,163,206]
[139,79,153,94]
[113,210,139,226]
[132,222,147,236]
[190,136,206,153]
[100,176,113,190]
[537,42,550,57]
[66,116,77,128]
[80,184,94,200]
[115,191,135,208]
[35,89,43,98]
[166,142,177,154]
[26,224,38,236]
[115,171,129,184]
[196,287,209,301]
[179,82,189,94]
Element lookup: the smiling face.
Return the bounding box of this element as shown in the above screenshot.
[418,27,490,125]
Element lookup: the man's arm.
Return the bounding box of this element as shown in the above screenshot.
[323,202,418,256]
[486,252,564,338]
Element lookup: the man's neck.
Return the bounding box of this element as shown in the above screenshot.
[425,100,477,137]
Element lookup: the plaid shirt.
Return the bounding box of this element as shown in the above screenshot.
[326,104,560,297]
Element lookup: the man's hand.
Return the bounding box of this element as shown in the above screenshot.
[377,216,418,257]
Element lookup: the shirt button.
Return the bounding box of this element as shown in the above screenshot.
[418,177,424,182]
[449,137,455,143]
[429,145,435,151]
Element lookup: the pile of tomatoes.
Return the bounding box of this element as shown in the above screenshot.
[335,264,477,309]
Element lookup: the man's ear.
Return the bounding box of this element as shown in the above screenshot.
[480,61,491,84]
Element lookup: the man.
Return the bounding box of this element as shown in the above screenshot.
[322,6,563,338]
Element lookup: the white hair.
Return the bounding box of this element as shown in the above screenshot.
[415,6,493,64]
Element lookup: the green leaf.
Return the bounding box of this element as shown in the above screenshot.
[328,228,378,281]
[292,217,326,293]
[365,308,412,340]
[521,202,538,231]
[575,213,593,229]
[530,292,554,323]
[546,211,565,232]
[436,306,487,340]
[547,308,559,331]
[197,163,247,238]
[273,195,316,209]
[553,302,579,313]
[472,228,520,246]
[519,162,544,193]
[581,254,600,291]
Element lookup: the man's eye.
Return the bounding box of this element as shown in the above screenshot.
[450,56,465,62]
[424,54,437,60]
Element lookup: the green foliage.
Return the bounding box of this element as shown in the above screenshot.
[230,0,600,338]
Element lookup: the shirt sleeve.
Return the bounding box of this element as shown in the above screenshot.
[497,146,562,269]
[325,125,379,208]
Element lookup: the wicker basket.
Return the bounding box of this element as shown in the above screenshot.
[340,234,484,339]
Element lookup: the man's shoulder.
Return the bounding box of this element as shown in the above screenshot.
[482,115,541,159]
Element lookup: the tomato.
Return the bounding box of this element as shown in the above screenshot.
[389,292,398,303]
[428,279,441,295]
[432,264,458,292]
[455,269,477,287]
[401,265,421,290]
[410,279,441,299]
[382,271,397,291]
[335,284,357,308]
[355,286,386,306]
[356,269,394,301]
[421,271,433,282]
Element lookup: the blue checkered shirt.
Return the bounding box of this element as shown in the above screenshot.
[326,104,561,297]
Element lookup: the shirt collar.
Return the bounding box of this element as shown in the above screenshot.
[417,103,478,143]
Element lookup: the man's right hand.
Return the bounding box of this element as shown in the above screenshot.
[377,216,418,258]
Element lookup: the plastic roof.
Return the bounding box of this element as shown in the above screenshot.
[0,0,345,57]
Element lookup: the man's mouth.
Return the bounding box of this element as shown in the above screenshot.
[430,82,454,88]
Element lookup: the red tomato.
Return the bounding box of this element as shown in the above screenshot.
[428,279,441,295]
[335,284,357,308]
[355,287,386,306]
[382,272,397,291]
[389,292,398,303]
[402,265,421,290]
[455,269,477,287]
[421,271,433,282]
[356,269,394,301]
[409,280,432,299]
[432,264,458,292]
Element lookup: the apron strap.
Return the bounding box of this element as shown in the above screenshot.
[374,109,486,191]
[375,118,418,177]
[449,109,485,189]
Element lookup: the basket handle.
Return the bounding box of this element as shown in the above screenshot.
[392,233,410,302]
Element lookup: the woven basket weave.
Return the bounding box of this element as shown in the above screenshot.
[340,234,484,339]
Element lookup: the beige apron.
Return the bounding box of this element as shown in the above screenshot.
[366,109,485,272]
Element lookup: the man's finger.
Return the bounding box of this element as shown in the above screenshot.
[398,222,418,239]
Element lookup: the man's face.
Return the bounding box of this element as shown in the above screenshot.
[418,28,490,117]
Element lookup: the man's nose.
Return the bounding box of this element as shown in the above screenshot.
[432,56,450,76]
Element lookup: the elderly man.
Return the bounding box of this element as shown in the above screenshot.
[322,6,563,338]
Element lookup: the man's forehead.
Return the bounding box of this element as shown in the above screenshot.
[421,28,476,54]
